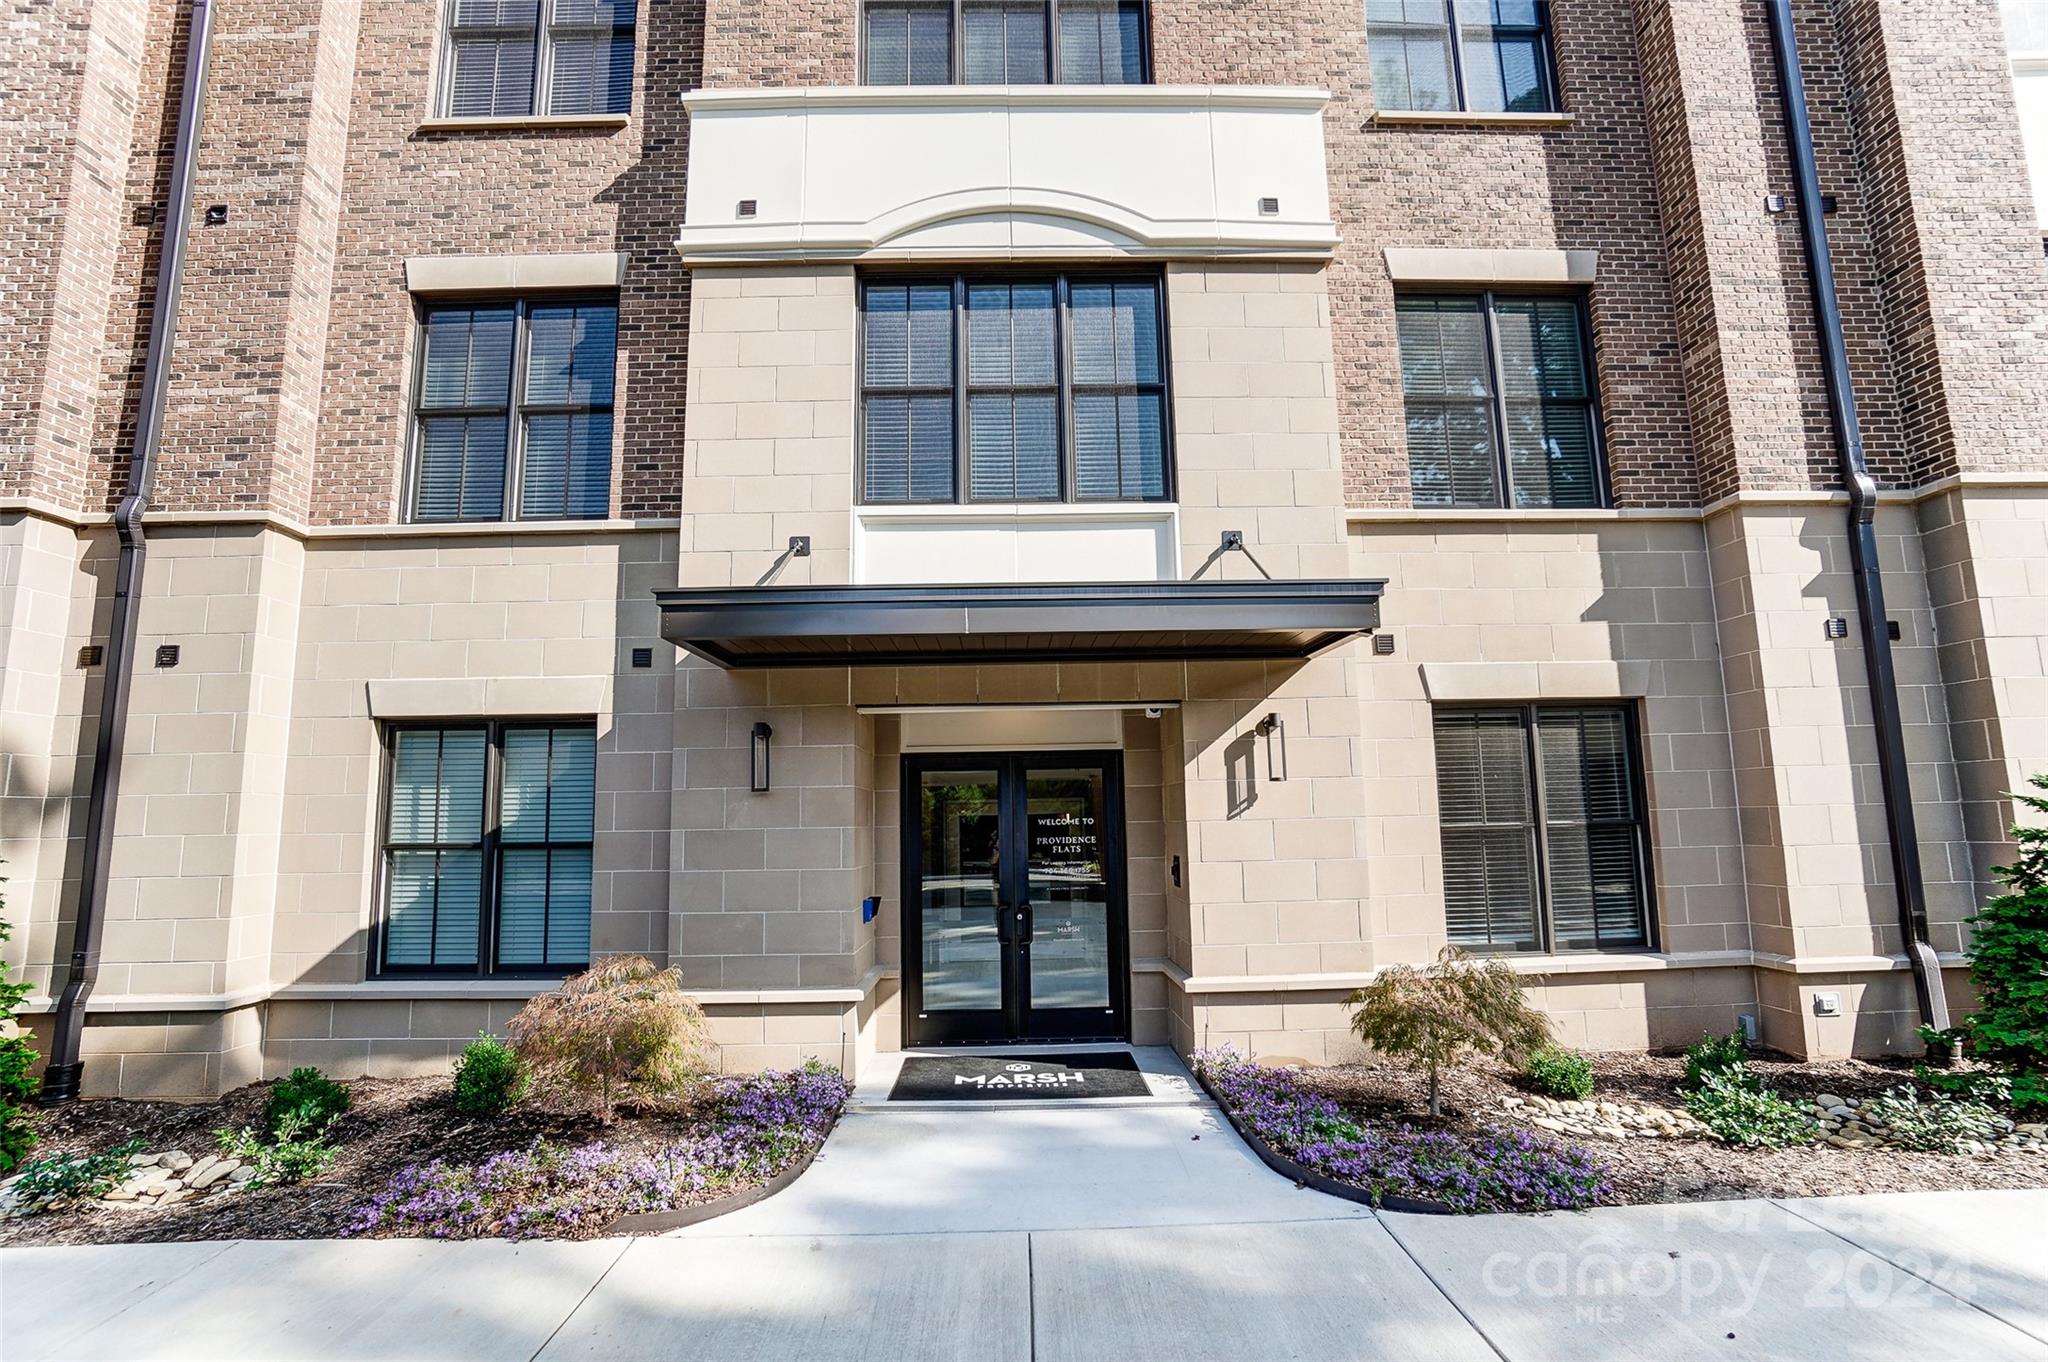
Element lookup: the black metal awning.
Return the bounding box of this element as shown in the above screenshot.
[654,579,1386,669]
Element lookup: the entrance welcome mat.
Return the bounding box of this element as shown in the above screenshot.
[888,1052,1150,1101]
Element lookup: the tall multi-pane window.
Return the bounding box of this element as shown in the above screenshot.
[1397,292,1602,509]
[861,0,1148,84]
[411,297,616,522]
[861,274,1169,505]
[380,723,595,976]
[1367,0,1558,114]
[1433,706,1653,954]
[439,0,636,118]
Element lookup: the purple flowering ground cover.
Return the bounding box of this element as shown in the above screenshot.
[345,1063,847,1240]
[1193,1048,1611,1214]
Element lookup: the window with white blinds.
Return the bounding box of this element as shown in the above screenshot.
[1398,292,1603,509]
[861,274,1170,505]
[1433,705,1652,953]
[439,0,635,119]
[861,0,1149,83]
[1367,0,1557,114]
[381,723,595,976]
[411,297,615,523]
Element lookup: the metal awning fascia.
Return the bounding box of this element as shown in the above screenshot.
[652,579,1387,669]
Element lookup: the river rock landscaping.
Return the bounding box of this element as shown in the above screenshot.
[0,1062,846,1247]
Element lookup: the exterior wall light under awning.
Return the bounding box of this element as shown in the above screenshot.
[751,721,772,793]
[1254,711,1287,782]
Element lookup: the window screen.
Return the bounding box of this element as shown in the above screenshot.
[381,722,596,976]
[384,728,490,969]
[1398,292,1602,509]
[967,283,1060,500]
[863,282,959,502]
[1434,705,1651,954]
[965,1,1051,82]
[441,0,635,117]
[865,2,954,83]
[1056,0,1145,83]
[1069,280,1166,500]
[411,297,616,523]
[1367,0,1557,114]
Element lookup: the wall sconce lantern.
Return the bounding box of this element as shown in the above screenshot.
[1254,711,1287,782]
[750,721,773,793]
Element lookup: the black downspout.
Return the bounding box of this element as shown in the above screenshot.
[1763,0,1950,1036]
[40,0,217,1104]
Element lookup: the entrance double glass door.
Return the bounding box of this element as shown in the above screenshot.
[905,752,1127,1044]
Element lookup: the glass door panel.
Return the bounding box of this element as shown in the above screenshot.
[1024,766,1112,1012]
[917,768,1004,1016]
[905,753,1127,1045]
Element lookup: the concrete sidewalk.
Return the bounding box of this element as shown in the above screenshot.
[8,1191,2046,1360]
[5,1057,2046,1362]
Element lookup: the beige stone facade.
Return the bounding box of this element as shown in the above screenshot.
[3,0,2047,1098]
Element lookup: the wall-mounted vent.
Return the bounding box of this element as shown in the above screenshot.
[1823,616,1849,640]
[1886,620,1902,642]
[1371,633,1396,656]
[77,644,103,668]
[736,199,757,218]
[630,646,654,669]
[154,644,181,667]
[1257,196,1280,216]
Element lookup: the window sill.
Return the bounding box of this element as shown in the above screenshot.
[1370,109,1573,129]
[417,113,630,135]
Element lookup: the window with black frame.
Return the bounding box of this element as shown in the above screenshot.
[380,722,595,976]
[861,0,1148,84]
[1433,705,1653,954]
[410,297,616,522]
[1397,291,1602,509]
[1367,0,1558,114]
[860,274,1169,505]
[439,0,636,118]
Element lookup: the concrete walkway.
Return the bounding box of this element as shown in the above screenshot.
[5,1053,2047,1360]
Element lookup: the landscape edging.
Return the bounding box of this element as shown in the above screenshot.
[599,1128,830,1234]
[1193,1065,1455,1216]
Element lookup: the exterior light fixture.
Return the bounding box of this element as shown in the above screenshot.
[1254,711,1287,782]
[750,721,773,793]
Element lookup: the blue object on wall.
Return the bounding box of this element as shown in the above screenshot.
[862,895,880,923]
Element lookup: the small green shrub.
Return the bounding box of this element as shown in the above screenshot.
[217,1107,339,1188]
[1523,1045,1594,1101]
[1347,946,1552,1119]
[0,872,42,1174]
[1683,1070,1818,1147]
[1914,1062,2013,1106]
[262,1066,350,1138]
[1681,1030,1755,1093]
[9,1140,146,1210]
[1951,774,2048,1113]
[1864,1084,2008,1154]
[453,1033,528,1117]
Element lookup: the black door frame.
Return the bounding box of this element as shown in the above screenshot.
[902,750,1131,1046]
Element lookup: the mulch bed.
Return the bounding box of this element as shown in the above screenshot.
[1301,1051,2048,1206]
[0,1076,736,1248]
